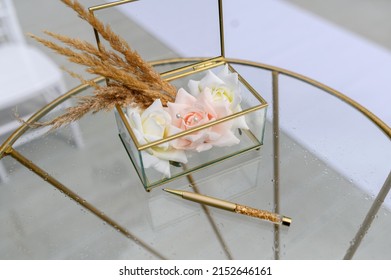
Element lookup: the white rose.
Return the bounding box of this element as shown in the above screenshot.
[126,99,187,178]
[189,65,241,108]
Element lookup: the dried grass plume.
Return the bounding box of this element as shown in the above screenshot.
[29,0,176,130]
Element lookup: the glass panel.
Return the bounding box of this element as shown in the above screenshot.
[115,109,147,185]
[93,0,221,70]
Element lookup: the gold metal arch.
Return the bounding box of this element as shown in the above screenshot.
[1,58,389,154]
[1,58,390,260]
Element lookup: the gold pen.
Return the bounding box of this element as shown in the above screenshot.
[163,188,291,227]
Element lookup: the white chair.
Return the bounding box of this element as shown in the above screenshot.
[0,0,84,182]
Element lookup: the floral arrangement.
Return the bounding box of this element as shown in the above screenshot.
[28,0,250,178]
[126,66,248,177]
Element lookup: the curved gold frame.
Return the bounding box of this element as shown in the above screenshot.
[1,58,390,260]
[1,58,389,155]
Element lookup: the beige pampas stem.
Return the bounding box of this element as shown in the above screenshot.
[28,0,177,130]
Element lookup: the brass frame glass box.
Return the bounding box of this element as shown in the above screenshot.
[114,57,268,190]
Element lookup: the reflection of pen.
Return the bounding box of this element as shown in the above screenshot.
[163,188,291,227]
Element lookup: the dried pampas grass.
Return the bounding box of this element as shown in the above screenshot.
[29,0,176,130]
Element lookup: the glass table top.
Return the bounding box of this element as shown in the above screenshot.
[0,59,390,260]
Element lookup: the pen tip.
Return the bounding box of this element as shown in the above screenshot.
[162,188,183,197]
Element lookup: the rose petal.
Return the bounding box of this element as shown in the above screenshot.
[144,134,169,150]
[182,132,205,145]
[142,151,170,177]
[173,138,191,150]
[153,148,188,164]
[141,99,163,118]
[142,117,165,138]
[197,89,218,117]
[205,131,221,141]
[154,160,171,178]
[211,130,240,147]
[195,143,213,152]
[232,105,249,130]
[175,88,197,104]
[217,65,239,87]
[127,109,143,132]
[188,79,201,96]
[141,151,159,168]
[199,70,224,89]
[210,99,231,118]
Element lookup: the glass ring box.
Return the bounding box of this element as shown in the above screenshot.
[90,0,268,190]
[114,57,268,190]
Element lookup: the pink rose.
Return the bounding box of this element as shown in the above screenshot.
[188,65,249,130]
[167,88,240,152]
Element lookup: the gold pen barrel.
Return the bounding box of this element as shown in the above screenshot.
[182,191,236,212]
[235,204,291,227]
